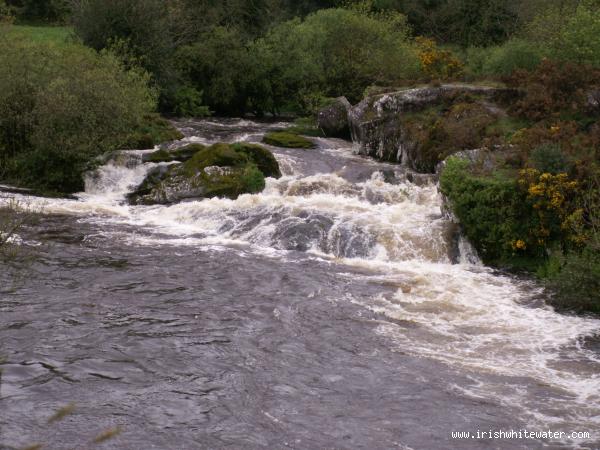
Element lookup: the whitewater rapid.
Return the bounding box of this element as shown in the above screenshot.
[2,118,599,448]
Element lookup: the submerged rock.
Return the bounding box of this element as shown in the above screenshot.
[349,84,517,172]
[128,143,280,205]
[317,97,351,139]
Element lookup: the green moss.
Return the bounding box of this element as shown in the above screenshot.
[122,114,184,150]
[130,142,280,204]
[144,144,205,163]
[263,131,315,149]
[183,143,248,176]
[232,143,281,178]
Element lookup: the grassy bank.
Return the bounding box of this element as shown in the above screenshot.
[4,24,72,44]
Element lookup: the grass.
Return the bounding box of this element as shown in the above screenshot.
[3,24,73,45]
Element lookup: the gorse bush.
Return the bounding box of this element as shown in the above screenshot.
[416,37,463,80]
[0,35,156,193]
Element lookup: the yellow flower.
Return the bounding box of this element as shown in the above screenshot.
[512,240,527,250]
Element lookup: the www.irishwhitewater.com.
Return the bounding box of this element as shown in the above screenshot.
[451,430,592,440]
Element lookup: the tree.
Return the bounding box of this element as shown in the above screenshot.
[0,37,156,192]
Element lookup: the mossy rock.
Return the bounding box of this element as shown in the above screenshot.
[232,143,282,178]
[143,144,206,163]
[263,131,315,149]
[129,142,279,205]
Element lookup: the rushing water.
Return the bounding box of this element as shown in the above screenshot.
[1,119,599,450]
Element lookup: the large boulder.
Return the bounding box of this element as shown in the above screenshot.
[128,143,280,205]
[349,84,517,172]
[317,97,352,139]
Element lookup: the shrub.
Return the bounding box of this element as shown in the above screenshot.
[529,143,573,174]
[10,0,70,23]
[0,0,14,23]
[440,157,533,265]
[121,114,184,150]
[518,168,584,251]
[504,60,600,121]
[554,3,600,67]
[175,26,256,115]
[0,36,156,193]
[403,102,499,172]
[545,245,600,313]
[480,39,544,77]
[416,37,464,80]
[71,0,191,114]
[527,2,600,67]
[251,7,421,113]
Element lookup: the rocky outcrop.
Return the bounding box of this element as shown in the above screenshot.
[317,97,352,139]
[349,84,517,172]
[128,143,281,205]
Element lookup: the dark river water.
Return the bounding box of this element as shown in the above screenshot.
[1,119,599,450]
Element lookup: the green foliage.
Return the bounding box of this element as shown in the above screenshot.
[239,164,267,193]
[0,36,156,193]
[71,0,197,115]
[6,0,70,24]
[232,143,282,178]
[544,245,600,313]
[175,7,420,115]
[465,39,544,77]
[529,143,572,174]
[175,26,256,115]
[272,8,419,103]
[122,115,184,150]
[526,1,600,67]
[400,0,520,47]
[0,0,14,23]
[263,132,315,149]
[555,3,600,66]
[440,157,535,266]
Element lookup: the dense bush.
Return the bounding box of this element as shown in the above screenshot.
[175,26,257,115]
[0,35,156,193]
[71,0,196,115]
[526,1,600,67]
[440,157,533,265]
[464,39,544,78]
[504,60,600,121]
[256,8,420,111]
[5,0,70,23]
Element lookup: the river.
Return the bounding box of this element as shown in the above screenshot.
[1,119,599,449]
